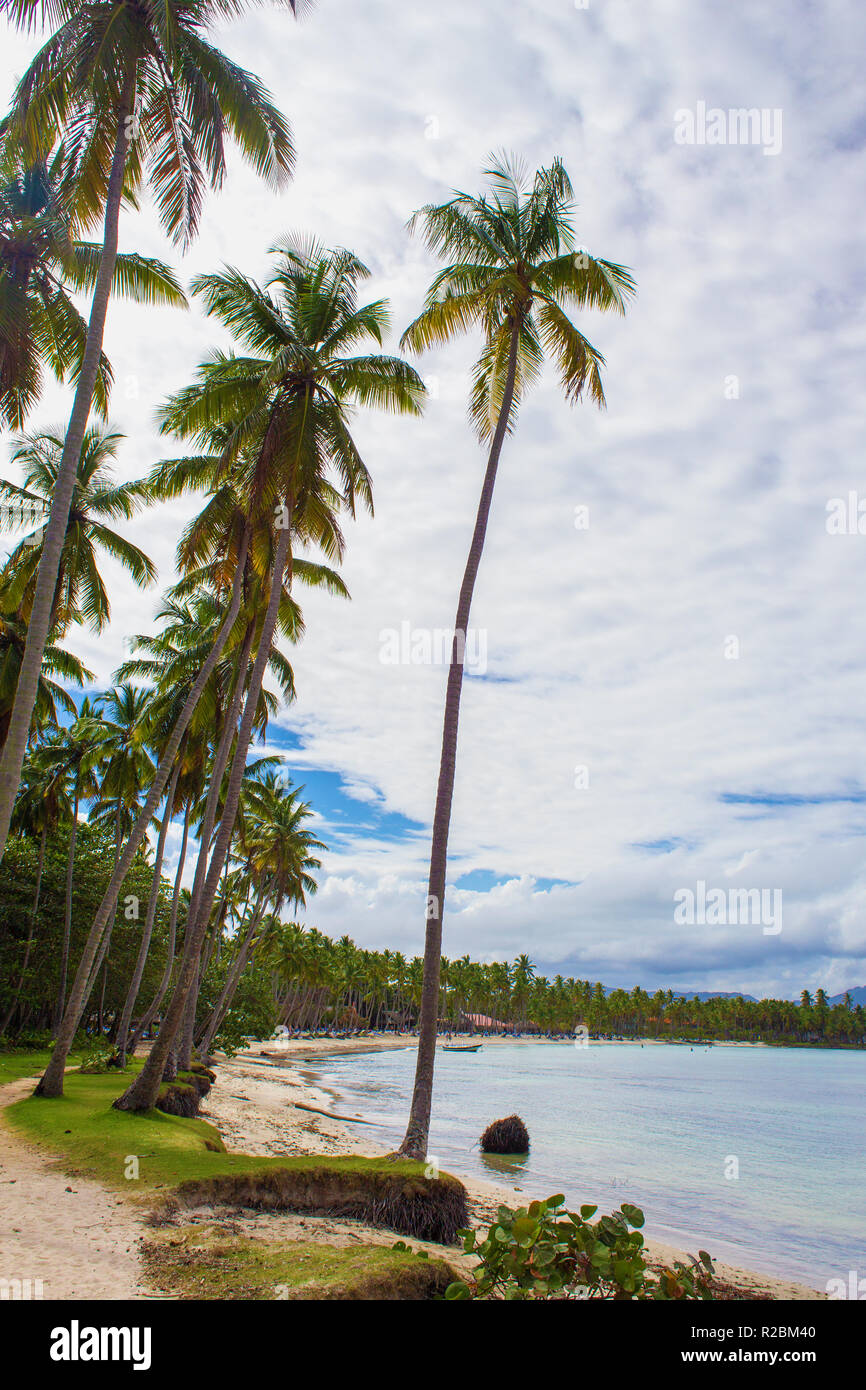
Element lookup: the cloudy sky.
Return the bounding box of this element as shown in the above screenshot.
[3,0,865,999]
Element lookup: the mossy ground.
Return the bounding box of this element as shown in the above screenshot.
[144,1223,455,1300]
[1,1056,465,1240]
[0,1049,81,1086]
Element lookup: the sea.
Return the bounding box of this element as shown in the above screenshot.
[305,1040,866,1292]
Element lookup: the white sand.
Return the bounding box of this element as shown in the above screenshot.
[0,1043,823,1300]
[200,1041,823,1300]
[0,1075,151,1300]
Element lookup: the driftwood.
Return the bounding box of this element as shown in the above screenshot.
[294,1102,380,1126]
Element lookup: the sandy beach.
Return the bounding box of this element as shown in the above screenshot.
[0,1075,150,1300]
[0,1042,823,1299]
[200,1039,823,1300]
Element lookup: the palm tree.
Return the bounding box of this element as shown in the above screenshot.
[0,427,156,633]
[0,131,183,429]
[196,772,323,1055]
[0,601,92,748]
[0,750,69,1033]
[112,590,255,1066]
[396,155,635,1156]
[112,236,425,1111]
[31,703,106,1026]
[83,684,155,1016]
[0,0,301,861]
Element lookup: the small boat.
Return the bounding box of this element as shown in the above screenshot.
[442,1043,482,1053]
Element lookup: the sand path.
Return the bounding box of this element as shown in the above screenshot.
[0,1075,152,1300]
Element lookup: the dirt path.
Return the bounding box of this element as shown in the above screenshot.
[0,1076,152,1300]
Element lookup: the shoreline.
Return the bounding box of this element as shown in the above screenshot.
[202,1040,823,1300]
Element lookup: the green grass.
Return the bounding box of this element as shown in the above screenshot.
[2,1057,429,1197]
[0,1048,81,1086]
[144,1223,455,1300]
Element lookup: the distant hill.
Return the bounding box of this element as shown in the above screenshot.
[674,990,758,1003]
[598,985,758,1002]
[536,968,858,1006]
[829,986,866,1007]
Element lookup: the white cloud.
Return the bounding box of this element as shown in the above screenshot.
[3,0,865,996]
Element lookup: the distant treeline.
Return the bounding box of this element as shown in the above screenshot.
[2,828,862,1051]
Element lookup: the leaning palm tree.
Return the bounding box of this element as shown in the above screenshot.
[0,130,187,430]
[111,237,425,1112]
[0,749,70,1034]
[0,427,156,633]
[0,600,92,749]
[0,0,302,860]
[31,703,107,1026]
[396,155,635,1157]
[196,772,324,1056]
[0,139,112,429]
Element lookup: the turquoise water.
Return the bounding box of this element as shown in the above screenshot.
[308,1042,866,1290]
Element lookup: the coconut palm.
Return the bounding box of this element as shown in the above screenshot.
[0,427,156,634]
[111,236,425,1111]
[0,601,92,749]
[0,132,184,430]
[196,772,323,1055]
[31,703,107,1026]
[0,0,301,862]
[0,750,69,1033]
[396,155,635,1157]
[83,683,155,1015]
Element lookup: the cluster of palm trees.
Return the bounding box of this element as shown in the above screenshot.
[0,0,639,1154]
[4,673,327,1052]
[266,939,866,1047]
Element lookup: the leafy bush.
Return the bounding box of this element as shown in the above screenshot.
[445,1195,716,1300]
[78,1038,117,1074]
[1,1028,55,1052]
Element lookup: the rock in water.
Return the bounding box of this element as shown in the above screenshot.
[480,1114,530,1154]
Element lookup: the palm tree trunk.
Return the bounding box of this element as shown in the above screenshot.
[174,654,252,1073]
[35,525,251,1098]
[176,950,201,1071]
[92,808,124,1021]
[54,788,80,1033]
[115,757,182,1065]
[398,320,520,1158]
[0,823,46,1035]
[114,522,293,1111]
[177,621,254,989]
[197,901,265,1056]
[85,806,124,1006]
[129,796,189,1051]
[0,70,136,862]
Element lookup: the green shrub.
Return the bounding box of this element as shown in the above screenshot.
[445,1195,717,1301]
[78,1039,117,1074]
[1,1029,56,1052]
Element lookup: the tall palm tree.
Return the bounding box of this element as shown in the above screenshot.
[0,0,301,861]
[396,155,635,1156]
[0,750,69,1033]
[0,131,183,429]
[112,236,425,1111]
[0,427,156,633]
[197,772,323,1055]
[32,703,106,1026]
[0,601,91,748]
[83,683,155,1012]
